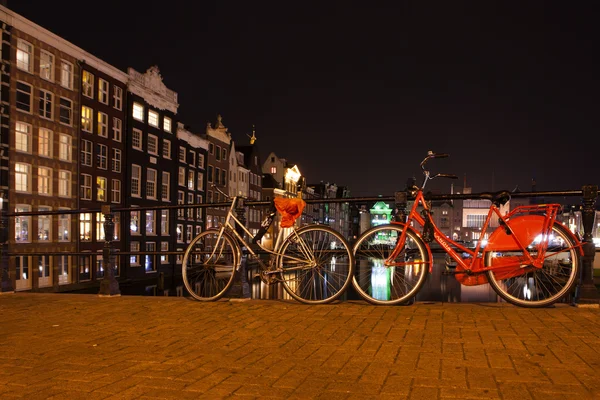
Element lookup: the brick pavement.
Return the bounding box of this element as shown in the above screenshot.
[0,293,599,399]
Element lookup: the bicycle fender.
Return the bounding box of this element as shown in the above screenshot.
[486,216,582,255]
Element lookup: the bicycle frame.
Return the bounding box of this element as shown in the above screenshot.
[388,189,582,276]
[205,196,314,272]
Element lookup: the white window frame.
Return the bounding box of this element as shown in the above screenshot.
[161,210,169,235]
[15,163,31,193]
[38,89,53,120]
[111,179,121,204]
[148,110,159,127]
[38,128,53,158]
[133,102,144,121]
[80,174,92,200]
[16,39,33,73]
[98,78,109,104]
[16,81,32,113]
[179,147,186,163]
[160,242,169,264]
[60,61,73,89]
[58,170,71,198]
[147,134,158,155]
[162,139,171,159]
[146,210,156,235]
[15,122,32,154]
[198,154,204,169]
[131,164,141,197]
[163,116,172,133]
[81,139,92,166]
[58,209,71,242]
[176,224,184,243]
[81,106,93,133]
[38,166,52,196]
[59,97,73,126]
[197,172,204,191]
[96,144,108,170]
[161,171,170,201]
[97,112,108,137]
[82,71,94,98]
[189,151,196,166]
[187,170,195,191]
[146,168,157,199]
[59,134,72,162]
[39,50,55,81]
[97,176,107,202]
[113,86,123,110]
[15,205,32,243]
[130,242,140,266]
[112,117,122,142]
[112,148,121,173]
[132,128,142,151]
[178,167,185,186]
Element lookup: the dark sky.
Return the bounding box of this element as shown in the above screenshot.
[9,1,599,196]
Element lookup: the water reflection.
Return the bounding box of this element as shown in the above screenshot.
[68,255,503,303]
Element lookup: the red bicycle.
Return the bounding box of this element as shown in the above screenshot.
[352,151,583,307]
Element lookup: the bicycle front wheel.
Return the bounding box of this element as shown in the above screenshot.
[353,224,430,305]
[484,222,579,307]
[182,230,239,301]
[278,225,354,304]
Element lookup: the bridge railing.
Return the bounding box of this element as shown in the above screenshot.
[1,185,597,304]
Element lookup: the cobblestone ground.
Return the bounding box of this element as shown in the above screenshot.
[0,293,600,399]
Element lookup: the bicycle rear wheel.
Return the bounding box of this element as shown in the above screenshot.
[484,222,579,307]
[278,225,354,304]
[353,224,430,305]
[182,230,239,301]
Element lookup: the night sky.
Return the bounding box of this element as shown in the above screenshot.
[8,1,598,197]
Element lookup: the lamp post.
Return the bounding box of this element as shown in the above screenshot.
[576,185,599,305]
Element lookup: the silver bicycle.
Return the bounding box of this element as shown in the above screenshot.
[182,187,355,304]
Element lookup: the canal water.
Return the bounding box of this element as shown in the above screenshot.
[69,254,503,303]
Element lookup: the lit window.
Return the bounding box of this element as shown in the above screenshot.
[82,71,94,98]
[38,128,53,157]
[271,167,276,174]
[16,40,33,72]
[98,79,109,104]
[148,110,159,127]
[59,134,72,161]
[15,205,32,243]
[97,177,107,202]
[163,117,172,132]
[14,163,31,192]
[178,167,185,186]
[81,106,93,132]
[15,122,32,153]
[161,210,169,235]
[37,206,52,241]
[59,170,71,197]
[96,213,105,241]
[40,51,54,81]
[38,167,52,195]
[133,102,144,121]
[146,211,156,235]
[58,211,70,241]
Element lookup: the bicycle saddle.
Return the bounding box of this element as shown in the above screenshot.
[480,190,511,206]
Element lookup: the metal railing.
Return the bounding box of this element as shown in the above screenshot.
[1,185,598,304]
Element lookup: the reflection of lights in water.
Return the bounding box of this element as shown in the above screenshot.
[371,261,391,301]
[523,282,531,300]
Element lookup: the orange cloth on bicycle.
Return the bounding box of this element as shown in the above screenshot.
[274,197,306,228]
